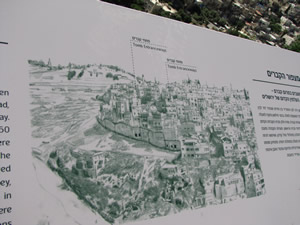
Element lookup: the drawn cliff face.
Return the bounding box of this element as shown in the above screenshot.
[29,60,265,224]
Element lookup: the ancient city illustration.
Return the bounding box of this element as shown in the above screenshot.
[29,59,265,224]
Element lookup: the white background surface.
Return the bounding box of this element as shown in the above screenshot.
[1,0,300,224]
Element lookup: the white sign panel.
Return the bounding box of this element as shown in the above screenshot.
[0,0,300,225]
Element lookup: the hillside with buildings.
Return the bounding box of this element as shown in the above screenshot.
[29,60,266,224]
[102,0,300,52]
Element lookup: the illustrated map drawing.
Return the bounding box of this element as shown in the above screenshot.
[28,59,265,224]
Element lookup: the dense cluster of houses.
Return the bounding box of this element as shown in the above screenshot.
[157,158,264,206]
[185,0,300,47]
[96,77,265,204]
[98,77,253,153]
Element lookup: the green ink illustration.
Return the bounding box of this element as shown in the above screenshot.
[29,59,265,224]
